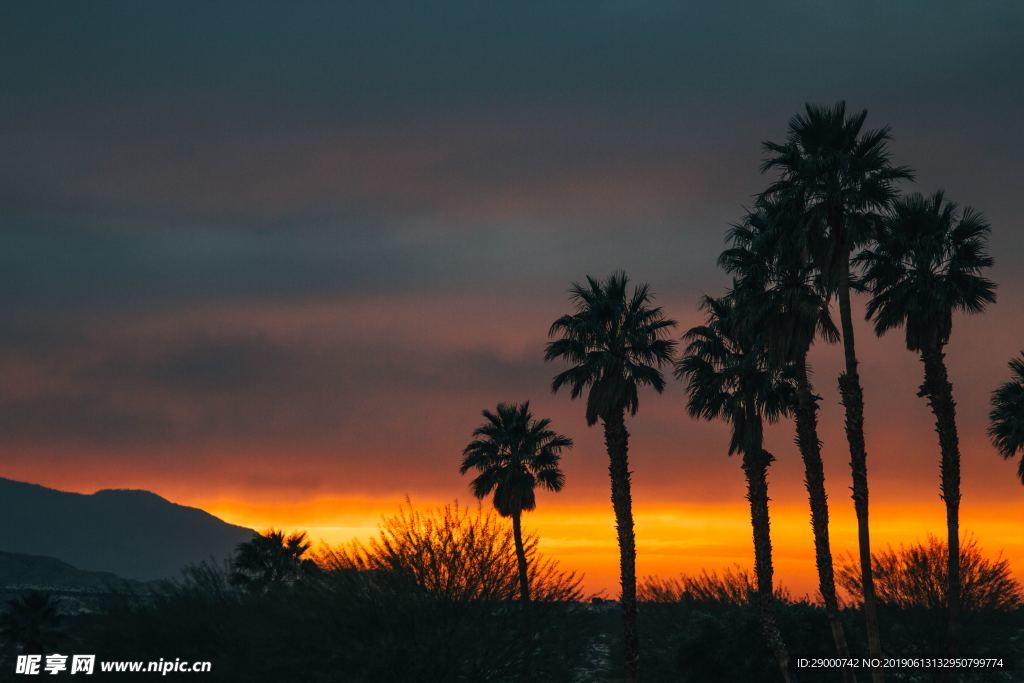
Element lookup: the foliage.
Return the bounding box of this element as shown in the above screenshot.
[320,500,582,602]
[836,535,1022,611]
[76,504,598,682]
[633,564,1024,682]
[760,100,914,285]
[545,271,677,424]
[857,190,996,352]
[990,353,1024,483]
[639,566,791,604]
[460,401,571,517]
[228,530,318,594]
[677,293,794,455]
[719,198,839,367]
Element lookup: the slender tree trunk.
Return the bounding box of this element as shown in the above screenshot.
[794,356,855,682]
[919,346,961,666]
[603,407,639,683]
[836,255,884,681]
[744,408,794,683]
[511,511,531,603]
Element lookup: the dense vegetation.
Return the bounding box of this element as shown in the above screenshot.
[2,515,1020,681]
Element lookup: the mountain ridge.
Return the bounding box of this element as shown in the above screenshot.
[0,477,255,581]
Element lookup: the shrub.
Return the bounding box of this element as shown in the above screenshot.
[837,535,1022,611]
[319,500,582,602]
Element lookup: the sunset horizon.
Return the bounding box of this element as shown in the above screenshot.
[3,3,1023,680]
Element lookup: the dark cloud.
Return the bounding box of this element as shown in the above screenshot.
[0,316,548,449]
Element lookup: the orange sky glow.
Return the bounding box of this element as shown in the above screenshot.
[194,496,1024,598]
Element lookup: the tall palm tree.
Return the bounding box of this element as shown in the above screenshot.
[859,191,996,657]
[990,354,1024,483]
[460,401,572,603]
[545,271,677,682]
[762,101,913,673]
[677,292,795,683]
[721,201,853,676]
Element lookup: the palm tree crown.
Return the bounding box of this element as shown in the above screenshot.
[545,271,678,424]
[858,190,996,352]
[761,100,914,283]
[720,199,839,366]
[460,401,571,517]
[677,293,793,454]
[229,530,317,593]
[990,354,1024,483]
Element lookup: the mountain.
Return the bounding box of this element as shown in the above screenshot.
[0,550,143,592]
[0,478,255,581]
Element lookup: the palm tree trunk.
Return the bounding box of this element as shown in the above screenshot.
[511,511,531,603]
[603,407,639,683]
[919,346,961,663]
[743,410,794,683]
[794,356,854,682]
[836,255,883,681]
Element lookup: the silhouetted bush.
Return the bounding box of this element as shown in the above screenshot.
[629,556,1024,682]
[632,568,811,682]
[837,535,1022,611]
[639,565,791,604]
[319,500,583,602]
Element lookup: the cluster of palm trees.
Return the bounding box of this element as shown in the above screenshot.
[457,102,1019,682]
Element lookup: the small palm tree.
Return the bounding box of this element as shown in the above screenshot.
[990,354,1024,483]
[677,292,794,683]
[460,401,572,603]
[545,271,677,683]
[859,190,996,657]
[762,101,913,674]
[229,530,318,593]
[722,200,852,674]
[0,591,62,654]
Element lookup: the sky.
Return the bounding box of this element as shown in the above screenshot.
[2,2,1024,595]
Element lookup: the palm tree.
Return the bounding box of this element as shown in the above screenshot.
[990,354,1024,483]
[0,591,62,654]
[859,191,996,656]
[545,271,677,682]
[762,101,913,673]
[229,530,318,593]
[721,201,853,675]
[460,401,572,603]
[677,292,795,683]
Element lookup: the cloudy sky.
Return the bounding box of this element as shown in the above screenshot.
[2,2,1023,593]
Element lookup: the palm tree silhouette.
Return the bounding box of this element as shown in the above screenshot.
[762,101,913,674]
[677,292,795,683]
[990,354,1024,484]
[460,401,572,603]
[721,200,853,675]
[0,591,62,654]
[859,191,996,657]
[545,271,677,682]
[229,530,317,593]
